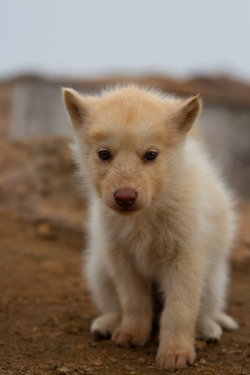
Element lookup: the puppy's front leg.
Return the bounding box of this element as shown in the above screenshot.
[109,251,152,348]
[157,252,204,370]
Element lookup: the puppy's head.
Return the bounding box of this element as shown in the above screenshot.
[63,85,201,215]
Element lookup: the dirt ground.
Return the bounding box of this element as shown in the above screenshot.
[0,138,249,375]
[0,206,249,375]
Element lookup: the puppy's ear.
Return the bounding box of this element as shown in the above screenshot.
[172,95,201,133]
[62,88,96,129]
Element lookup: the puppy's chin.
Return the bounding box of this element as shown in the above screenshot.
[103,201,145,216]
[112,205,143,216]
[108,201,152,216]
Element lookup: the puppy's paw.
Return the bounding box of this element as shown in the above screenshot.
[215,312,239,331]
[112,324,149,348]
[91,312,121,339]
[196,316,222,342]
[156,344,195,370]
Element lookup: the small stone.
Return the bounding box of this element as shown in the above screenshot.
[124,366,136,371]
[35,222,56,239]
[196,340,207,350]
[108,356,116,362]
[138,357,146,364]
[200,359,207,365]
[92,359,103,366]
[56,366,70,374]
[84,368,93,374]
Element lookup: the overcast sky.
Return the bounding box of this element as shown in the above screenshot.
[1,0,250,81]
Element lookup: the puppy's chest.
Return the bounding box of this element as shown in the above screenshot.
[107,215,177,278]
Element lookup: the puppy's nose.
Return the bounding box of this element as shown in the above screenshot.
[114,189,138,207]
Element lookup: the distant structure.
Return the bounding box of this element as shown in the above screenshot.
[0,74,250,198]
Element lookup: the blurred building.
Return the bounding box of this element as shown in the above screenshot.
[0,74,250,198]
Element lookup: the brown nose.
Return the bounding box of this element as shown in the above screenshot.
[114,189,138,208]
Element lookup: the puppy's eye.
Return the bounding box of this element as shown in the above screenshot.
[144,150,158,161]
[98,149,111,160]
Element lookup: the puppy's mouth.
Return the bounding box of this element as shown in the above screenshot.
[114,205,140,215]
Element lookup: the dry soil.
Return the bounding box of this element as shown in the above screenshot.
[0,205,249,375]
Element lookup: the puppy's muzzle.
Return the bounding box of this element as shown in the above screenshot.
[114,189,138,208]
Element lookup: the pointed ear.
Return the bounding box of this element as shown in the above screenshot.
[172,95,201,133]
[62,88,95,129]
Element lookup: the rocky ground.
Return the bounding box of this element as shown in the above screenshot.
[0,137,249,375]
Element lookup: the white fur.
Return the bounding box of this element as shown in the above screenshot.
[63,85,238,370]
[85,139,237,336]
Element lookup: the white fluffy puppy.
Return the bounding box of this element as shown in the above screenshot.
[63,85,238,370]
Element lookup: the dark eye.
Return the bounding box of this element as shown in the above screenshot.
[144,150,158,161]
[98,149,111,160]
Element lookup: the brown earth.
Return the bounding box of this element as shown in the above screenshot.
[0,137,250,375]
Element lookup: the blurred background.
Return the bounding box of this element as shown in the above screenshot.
[1,2,250,374]
[0,0,250,239]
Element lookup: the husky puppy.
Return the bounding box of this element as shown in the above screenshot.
[63,85,238,370]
